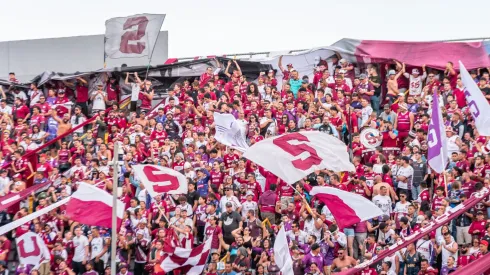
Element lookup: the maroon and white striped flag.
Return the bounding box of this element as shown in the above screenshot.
[160,233,215,274]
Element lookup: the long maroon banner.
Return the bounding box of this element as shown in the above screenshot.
[451,251,490,275]
[0,180,51,212]
[339,187,490,275]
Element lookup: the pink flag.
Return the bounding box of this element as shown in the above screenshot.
[65,183,124,228]
[309,186,383,229]
[160,234,215,274]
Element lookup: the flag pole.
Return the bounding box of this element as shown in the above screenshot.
[110,142,119,275]
[143,25,163,82]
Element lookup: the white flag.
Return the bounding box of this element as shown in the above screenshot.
[105,14,165,59]
[213,112,249,152]
[243,132,355,184]
[274,226,294,275]
[16,232,50,267]
[132,165,188,197]
[459,61,490,136]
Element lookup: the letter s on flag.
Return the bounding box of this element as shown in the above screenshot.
[272,132,322,170]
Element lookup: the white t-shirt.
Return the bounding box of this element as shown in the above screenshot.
[394,201,409,220]
[130,83,140,101]
[404,72,427,96]
[259,117,276,136]
[90,236,107,261]
[91,91,107,111]
[219,196,242,212]
[361,106,373,126]
[71,115,87,134]
[241,200,258,217]
[73,235,89,262]
[372,194,392,216]
[0,105,12,115]
[397,165,414,190]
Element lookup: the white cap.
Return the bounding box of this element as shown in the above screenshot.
[416,215,425,224]
[184,162,192,169]
[412,68,420,74]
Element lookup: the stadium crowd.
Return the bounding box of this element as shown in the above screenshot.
[0,56,489,275]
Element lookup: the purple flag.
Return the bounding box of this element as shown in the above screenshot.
[427,92,448,173]
[459,61,490,136]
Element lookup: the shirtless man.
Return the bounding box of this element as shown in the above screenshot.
[52,109,72,147]
[372,175,398,201]
[386,63,404,104]
[331,247,357,272]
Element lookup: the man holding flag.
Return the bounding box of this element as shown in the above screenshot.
[427,88,449,174]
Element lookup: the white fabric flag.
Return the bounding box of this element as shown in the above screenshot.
[459,61,490,136]
[16,232,50,267]
[243,132,355,184]
[213,112,249,152]
[105,14,165,59]
[274,226,294,275]
[310,186,384,229]
[132,165,188,197]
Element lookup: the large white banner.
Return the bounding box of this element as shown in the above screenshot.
[243,132,354,184]
[105,14,165,59]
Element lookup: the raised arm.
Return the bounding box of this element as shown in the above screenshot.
[77,77,87,85]
[134,72,142,84]
[233,60,242,76]
[278,56,285,73]
[224,60,232,78]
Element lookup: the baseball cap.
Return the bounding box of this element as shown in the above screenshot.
[246,191,254,197]
[287,63,293,67]
[412,68,420,74]
[136,229,145,235]
[359,74,367,79]
[339,58,347,64]
[383,105,390,110]
[226,202,233,207]
[481,240,489,247]
[388,70,396,76]
[416,215,425,224]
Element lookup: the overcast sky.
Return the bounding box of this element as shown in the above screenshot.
[2,0,490,58]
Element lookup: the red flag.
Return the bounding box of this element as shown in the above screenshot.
[310,186,384,229]
[65,183,124,228]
